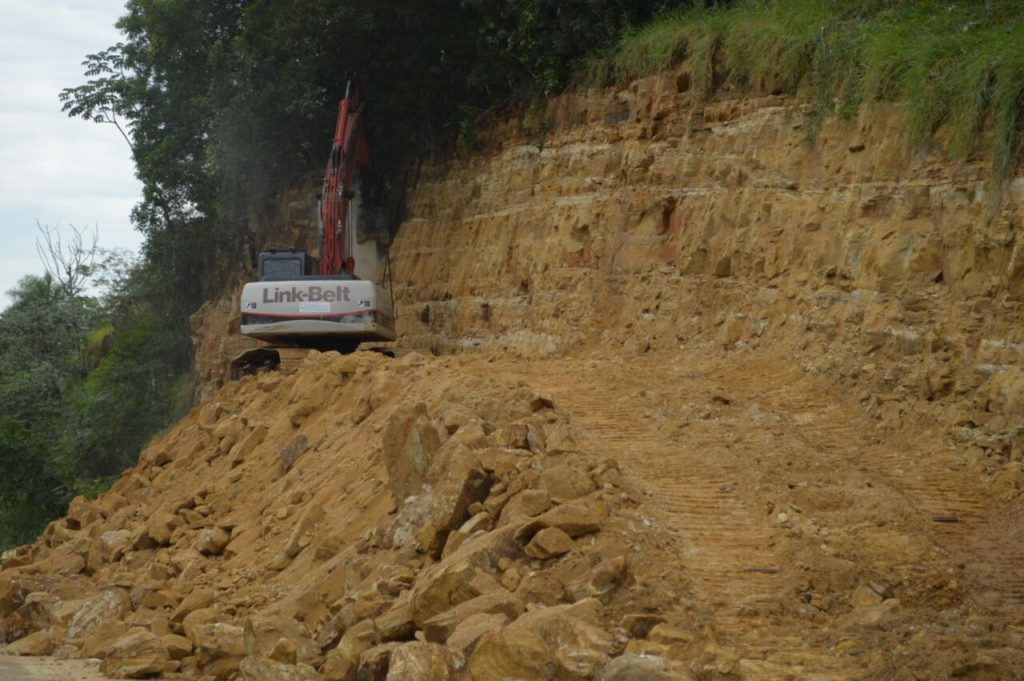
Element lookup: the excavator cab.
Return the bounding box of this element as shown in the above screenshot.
[257,251,319,280]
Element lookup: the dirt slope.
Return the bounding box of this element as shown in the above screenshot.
[469,347,1024,678]
[3,344,1022,680]
[1,351,700,680]
[5,66,1024,680]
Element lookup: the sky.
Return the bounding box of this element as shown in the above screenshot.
[0,0,142,310]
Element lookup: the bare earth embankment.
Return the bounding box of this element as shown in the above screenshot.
[6,63,1024,680]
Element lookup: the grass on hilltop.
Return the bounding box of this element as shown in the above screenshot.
[586,0,1024,179]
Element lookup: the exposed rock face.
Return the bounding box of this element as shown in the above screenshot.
[387,72,1024,465]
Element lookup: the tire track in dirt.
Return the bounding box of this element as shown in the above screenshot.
[479,355,862,676]
[473,349,1024,675]
[728,357,1024,620]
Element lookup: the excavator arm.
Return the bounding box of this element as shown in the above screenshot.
[320,75,372,277]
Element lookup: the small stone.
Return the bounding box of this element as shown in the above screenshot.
[195,527,231,556]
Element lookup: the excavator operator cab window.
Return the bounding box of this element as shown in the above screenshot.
[258,251,313,281]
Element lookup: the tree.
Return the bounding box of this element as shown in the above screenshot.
[35,223,100,298]
[0,275,98,548]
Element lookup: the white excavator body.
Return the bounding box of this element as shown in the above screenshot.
[240,276,396,346]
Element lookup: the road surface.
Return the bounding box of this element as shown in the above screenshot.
[0,655,106,681]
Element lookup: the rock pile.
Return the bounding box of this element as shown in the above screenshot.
[0,351,697,680]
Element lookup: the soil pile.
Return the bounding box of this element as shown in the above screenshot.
[4,346,1024,680]
[0,351,699,680]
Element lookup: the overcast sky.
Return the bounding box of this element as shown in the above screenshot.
[0,0,141,310]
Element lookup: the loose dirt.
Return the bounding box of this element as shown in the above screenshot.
[2,345,1023,679]
[464,344,1024,677]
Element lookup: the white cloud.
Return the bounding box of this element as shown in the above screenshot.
[0,0,142,308]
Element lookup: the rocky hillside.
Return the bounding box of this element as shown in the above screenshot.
[0,352,699,680]
[4,66,1024,680]
[392,70,1024,464]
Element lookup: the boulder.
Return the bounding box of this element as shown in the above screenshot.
[619,613,665,639]
[267,637,298,664]
[278,434,310,471]
[171,587,215,623]
[80,619,129,658]
[146,511,182,546]
[188,620,245,660]
[162,633,194,660]
[6,629,53,656]
[99,529,134,563]
[322,646,358,681]
[1,611,29,644]
[0,577,29,617]
[100,627,169,679]
[517,500,607,540]
[386,641,458,680]
[497,423,544,452]
[195,527,231,556]
[357,641,401,680]
[323,620,376,681]
[446,612,509,655]
[205,656,243,681]
[62,589,131,641]
[238,656,324,681]
[539,463,596,501]
[525,527,574,560]
[410,550,502,624]
[243,614,318,665]
[422,589,523,643]
[66,496,104,530]
[515,571,567,608]
[140,588,178,610]
[415,449,492,558]
[499,489,552,524]
[382,402,443,501]
[282,503,325,560]
[569,556,628,603]
[374,601,416,643]
[468,599,613,679]
[647,623,696,647]
[467,627,554,680]
[17,591,57,630]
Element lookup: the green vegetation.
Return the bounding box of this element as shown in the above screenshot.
[592,0,1024,177]
[0,243,192,549]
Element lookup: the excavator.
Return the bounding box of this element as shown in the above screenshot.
[230,76,396,377]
